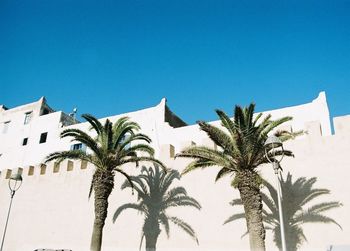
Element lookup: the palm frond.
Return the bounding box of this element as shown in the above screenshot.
[164,187,187,201]
[261,116,293,137]
[306,201,343,214]
[113,203,144,223]
[45,150,93,164]
[165,196,201,210]
[177,146,233,174]
[215,167,233,182]
[229,198,243,206]
[160,170,181,194]
[88,181,94,199]
[215,109,236,136]
[300,189,330,206]
[118,133,152,150]
[121,144,155,157]
[197,121,236,155]
[119,156,167,171]
[223,213,246,225]
[115,168,134,191]
[159,213,170,238]
[181,159,220,175]
[113,165,200,246]
[82,114,103,135]
[294,212,342,229]
[169,216,199,244]
[274,129,305,142]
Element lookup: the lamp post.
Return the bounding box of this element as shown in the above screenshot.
[264,136,287,251]
[0,172,23,251]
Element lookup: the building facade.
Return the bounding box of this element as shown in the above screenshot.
[0,92,349,251]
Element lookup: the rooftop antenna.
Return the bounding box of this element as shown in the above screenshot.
[69,108,77,120]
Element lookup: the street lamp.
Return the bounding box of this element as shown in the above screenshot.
[265,135,287,251]
[0,172,23,251]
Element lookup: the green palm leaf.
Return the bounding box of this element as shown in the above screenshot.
[45,114,163,251]
[177,103,299,251]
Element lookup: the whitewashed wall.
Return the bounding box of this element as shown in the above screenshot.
[0,92,348,251]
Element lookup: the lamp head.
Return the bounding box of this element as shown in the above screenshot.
[264,135,283,148]
[8,172,23,193]
[264,135,284,164]
[10,173,23,182]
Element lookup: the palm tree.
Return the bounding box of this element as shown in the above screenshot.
[113,165,201,251]
[224,172,342,251]
[45,114,165,251]
[176,103,300,251]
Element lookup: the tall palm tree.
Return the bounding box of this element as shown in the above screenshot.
[45,114,165,251]
[176,104,300,251]
[224,172,342,251]
[113,165,201,251]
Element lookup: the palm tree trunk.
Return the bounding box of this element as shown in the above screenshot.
[285,229,297,251]
[145,234,158,251]
[237,171,266,251]
[90,172,114,251]
[144,217,160,251]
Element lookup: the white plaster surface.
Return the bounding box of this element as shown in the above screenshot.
[0,92,348,251]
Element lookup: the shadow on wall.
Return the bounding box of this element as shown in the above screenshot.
[113,165,201,251]
[224,172,342,251]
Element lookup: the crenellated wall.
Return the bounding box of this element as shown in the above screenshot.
[0,92,349,251]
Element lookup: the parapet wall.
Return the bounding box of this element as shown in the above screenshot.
[1,128,350,251]
[2,113,349,180]
[0,159,92,182]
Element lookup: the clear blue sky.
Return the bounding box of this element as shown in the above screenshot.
[1,0,349,124]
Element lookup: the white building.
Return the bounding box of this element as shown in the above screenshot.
[0,92,349,251]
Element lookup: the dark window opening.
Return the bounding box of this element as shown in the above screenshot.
[24,111,33,124]
[71,143,82,150]
[70,143,86,152]
[39,132,48,144]
[22,138,28,146]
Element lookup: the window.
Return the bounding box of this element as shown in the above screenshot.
[71,143,82,150]
[22,138,28,146]
[2,121,10,134]
[70,143,86,152]
[24,111,33,124]
[39,132,48,144]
